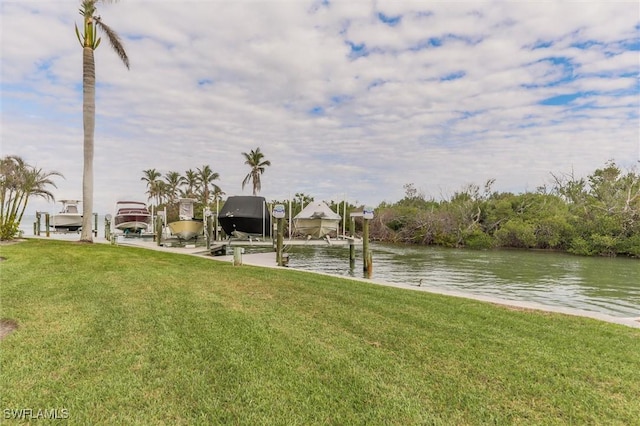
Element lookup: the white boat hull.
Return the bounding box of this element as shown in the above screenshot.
[115,221,150,233]
[168,220,204,241]
[51,214,83,230]
[293,218,340,238]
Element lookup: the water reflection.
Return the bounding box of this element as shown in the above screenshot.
[284,243,640,318]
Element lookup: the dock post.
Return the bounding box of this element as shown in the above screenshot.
[272,204,286,266]
[233,247,243,266]
[276,216,284,266]
[156,215,163,246]
[362,207,374,278]
[206,214,213,250]
[104,216,111,240]
[365,249,373,278]
[349,216,355,269]
[363,218,369,273]
[34,212,40,235]
[45,213,50,237]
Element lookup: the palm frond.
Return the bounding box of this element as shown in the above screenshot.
[94,17,129,69]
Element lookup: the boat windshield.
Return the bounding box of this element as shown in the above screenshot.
[117,202,149,213]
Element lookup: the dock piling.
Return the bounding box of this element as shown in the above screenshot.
[276,216,284,266]
[233,247,243,266]
[362,207,374,277]
[349,216,355,269]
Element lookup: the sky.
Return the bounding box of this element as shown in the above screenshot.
[1,0,639,216]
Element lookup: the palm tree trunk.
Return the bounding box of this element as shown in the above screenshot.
[80,46,95,242]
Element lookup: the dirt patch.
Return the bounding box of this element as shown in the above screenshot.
[0,256,5,262]
[0,318,19,340]
[0,238,26,246]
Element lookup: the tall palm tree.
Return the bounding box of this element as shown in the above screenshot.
[76,0,129,242]
[141,169,162,206]
[164,171,183,205]
[241,147,271,196]
[196,165,221,207]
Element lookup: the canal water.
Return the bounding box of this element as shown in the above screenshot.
[17,215,639,318]
[283,243,640,318]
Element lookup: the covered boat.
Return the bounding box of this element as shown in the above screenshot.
[50,199,83,231]
[168,198,204,241]
[218,196,271,238]
[293,201,341,238]
[114,201,151,233]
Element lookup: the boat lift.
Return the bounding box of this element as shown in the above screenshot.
[33,211,98,237]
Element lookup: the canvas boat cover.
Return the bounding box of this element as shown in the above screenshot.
[293,201,341,238]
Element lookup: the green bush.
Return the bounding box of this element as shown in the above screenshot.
[495,220,536,248]
[616,234,640,257]
[0,221,19,241]
[568,237,595,256]
[463,230,495,249]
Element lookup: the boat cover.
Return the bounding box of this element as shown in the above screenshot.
[218,196,271,237]
[293,201,341,238]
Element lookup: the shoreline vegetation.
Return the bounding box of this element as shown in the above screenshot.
[365,161,640,258]
[1,239,639,424]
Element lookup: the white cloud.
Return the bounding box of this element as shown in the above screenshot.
[1,0,638,215]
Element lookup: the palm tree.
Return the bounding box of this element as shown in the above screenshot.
[76,0,129,242]
[196,165,221,207]
[164,171,183,205]
[212,187,226,213]
[241,147,271,196]
[1,155,62,240]
[141,169,162,206]
[181,169,199,198]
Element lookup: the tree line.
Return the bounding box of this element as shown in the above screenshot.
[369,161,640,257]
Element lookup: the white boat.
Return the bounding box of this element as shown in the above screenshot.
[114,201,151,233]
[293,201,341,238]
[168,220,204,241]
[168,198,204,241]
[50,200,83,231]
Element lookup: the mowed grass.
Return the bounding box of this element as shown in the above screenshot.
[1,239,639,425]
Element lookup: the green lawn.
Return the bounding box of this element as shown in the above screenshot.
[1,239,639,425]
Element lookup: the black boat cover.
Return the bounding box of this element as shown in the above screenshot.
[218,196,271,236]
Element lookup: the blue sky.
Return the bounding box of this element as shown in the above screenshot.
[1,0,639,215]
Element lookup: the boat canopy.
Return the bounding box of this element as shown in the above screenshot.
[294,201,341,221]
